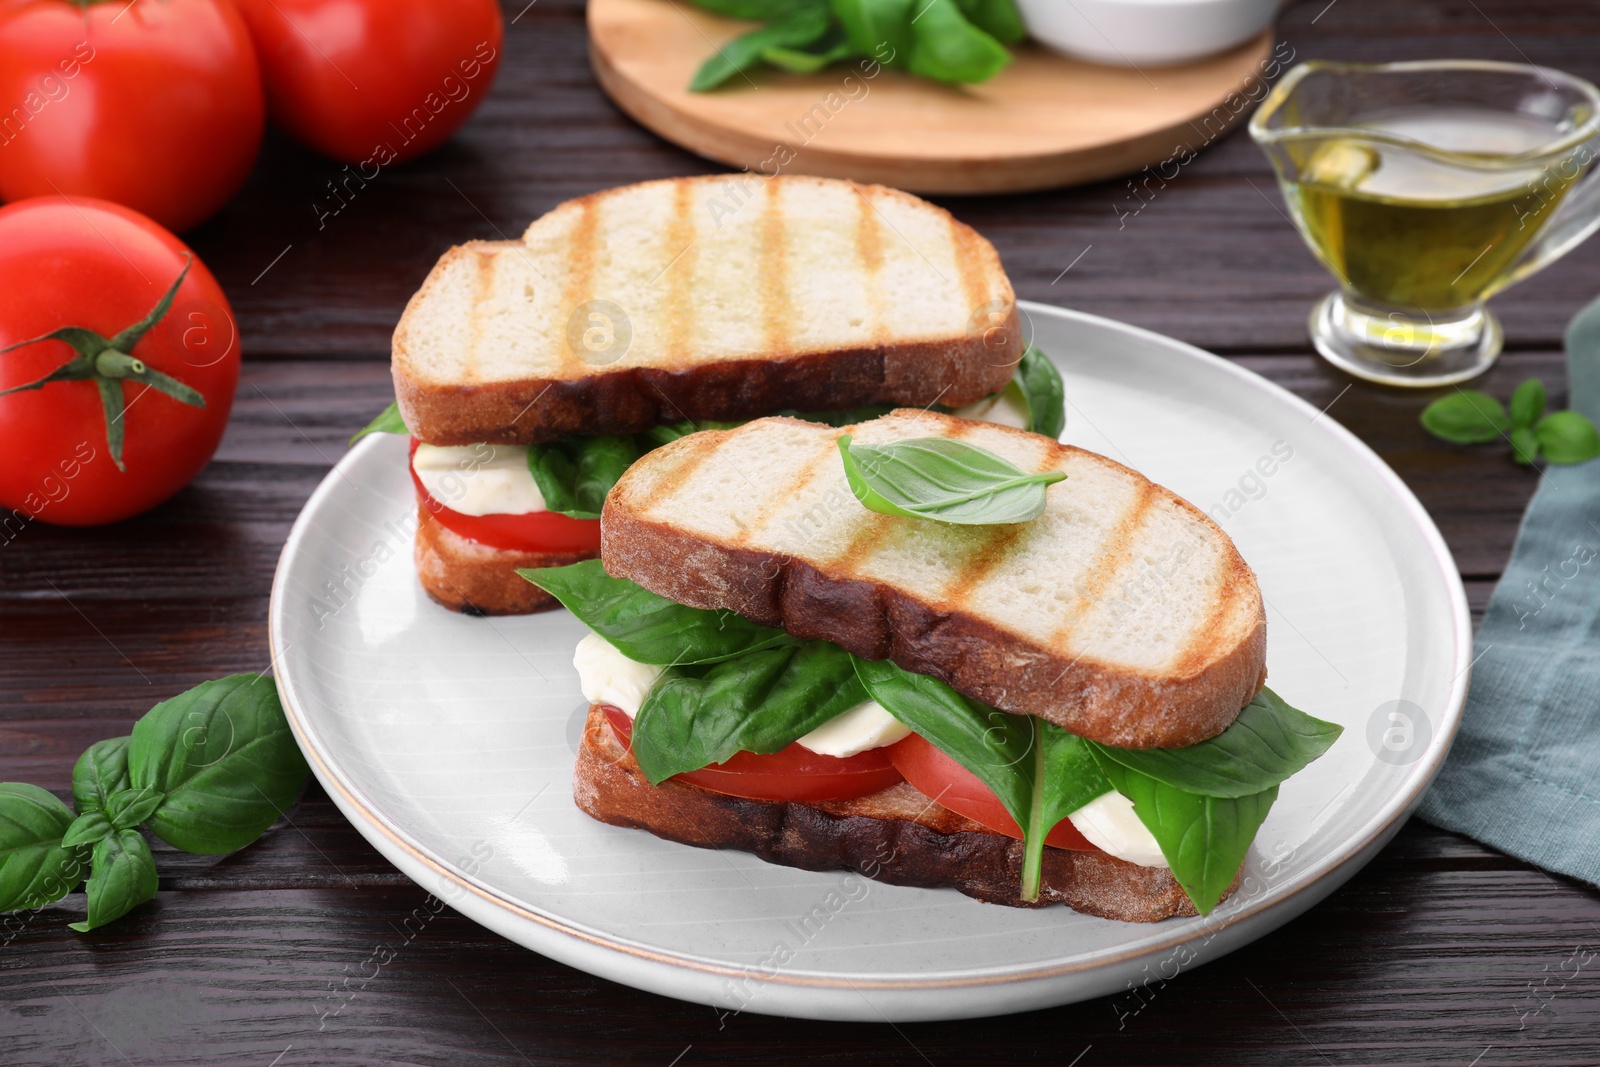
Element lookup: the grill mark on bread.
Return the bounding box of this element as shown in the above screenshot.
[1172,556,1244,680]
[664,182,696,367]
[735,446,835,546]
[558,198,599,378]
[855,187,890,345]
[466,248,498,383]
[760,182,791,354]
[942,443,1059,611]
[1048,482,1158,648]
[952,217,989,329]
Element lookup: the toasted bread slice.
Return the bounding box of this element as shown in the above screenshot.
[393,176,1018,445]
[414,506,590,615]
[575,705,1222,920]
[602,412,1267,749]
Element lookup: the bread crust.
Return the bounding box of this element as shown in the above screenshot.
[574,705,1225,921]
[414,505,591,615]
[600,415,1268,749]
[391,177,1020,446]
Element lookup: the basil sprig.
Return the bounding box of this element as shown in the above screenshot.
[633,642,867,783]
[1421,377,1600,466]
[0,675,310,933]
[853,657,1109,901]
[520,560,794,665]
[350,400,408,444]
[838,434,1066,525]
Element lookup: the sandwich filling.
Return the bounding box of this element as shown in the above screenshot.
[529,560,1343,915]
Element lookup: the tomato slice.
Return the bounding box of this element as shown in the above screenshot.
[883,733,1100,851]
[408,438,601,555]
[602,706,905,803]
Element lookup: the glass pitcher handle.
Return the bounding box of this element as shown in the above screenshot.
[1492,143,1600,296]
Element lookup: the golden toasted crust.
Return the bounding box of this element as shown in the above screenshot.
[391,178,1019,446]
[574,706,1222,920]
[600,414,1268,749]
[414,506,591,615]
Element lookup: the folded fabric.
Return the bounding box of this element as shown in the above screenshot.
[1417,295,1600,886]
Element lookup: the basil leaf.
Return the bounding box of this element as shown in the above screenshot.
[690,5,834,91]
[520,561,794,665]
[763,38,856,72]
[68,829,158,933]
[128,675,310,855]
[72,736,131,815]
[906,0,1009,84]
[1024,723,1114,898]
[1087,688,1342,798]
[838,433,1065,524]
[528,434,641,520]
[1535,410,1600,465]
[61,812,113,849]
[1511,425,1541,465]
[953,0,1024,44]
[1092,756,1276,915]
[350,401,408,445]
[830,0,914,67]
[1016,346,1065,439]
[105,786,166,831]
[0,783,86,912]
[632,642,867,783]
[1420,391,1511,444]
[1510,378,1547,429]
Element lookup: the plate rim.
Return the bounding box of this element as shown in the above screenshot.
[268,300,1473,991]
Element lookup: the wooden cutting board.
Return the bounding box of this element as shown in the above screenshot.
[588,0,1276,194]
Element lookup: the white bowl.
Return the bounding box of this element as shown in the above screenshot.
[1014,0,1279,67]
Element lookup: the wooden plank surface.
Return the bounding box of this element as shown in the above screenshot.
[4,0,1600,1063]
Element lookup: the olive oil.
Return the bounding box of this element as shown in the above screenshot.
[1283,108,1587,311]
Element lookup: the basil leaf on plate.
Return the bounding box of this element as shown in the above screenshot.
[129,675,310,855]
[830,0,914,66]
[520,561,794,665]
[691,4,835,90]
[69,829,159,933]
[528,434,641,520]
[1016,346,1066,438]
[1420,391,1510,444]
[0,783,86,912]
[838,433,1065,524]
[1091,756,1277,916]
[350,401,408,444]
[632,642,867,783]
[71,736,131,816]
[1087,688,1342,798]
[1535,410,1600,465]
[763,37,857,73]
[906,0,1009,83]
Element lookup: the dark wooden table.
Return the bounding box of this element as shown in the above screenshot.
[6,0,1600,1063]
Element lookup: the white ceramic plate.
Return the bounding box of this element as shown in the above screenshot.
[268,302,1471,1022]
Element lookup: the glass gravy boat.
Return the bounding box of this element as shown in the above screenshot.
[1250,60,1600,386]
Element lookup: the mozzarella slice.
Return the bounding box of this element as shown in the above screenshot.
[573,633,662,717]
[795,700,910,757]
[412,443,546,517]
[952,381,1032,430]
[1068,791,1169,868]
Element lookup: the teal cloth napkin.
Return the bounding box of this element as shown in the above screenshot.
[1417,296,1600,885]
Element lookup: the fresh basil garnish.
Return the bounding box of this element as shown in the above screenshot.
[69,829,159,933]
[0,783,86,912]
[1015,346,1065,439]
[837,433,1065,525]
[1087,688,1342,798]
[129,674,310,855]
[520,560,794,665]
[690,3,835,91]
[1090,757,1278,915]
[350,400,408,444]
[71,736,131,815]
[853,656,1109,900]
[528,434,641,520]
[952,0,1024,42]
[1420,377,1600,466]
[906,0,1009,83]
[632,641,867,784]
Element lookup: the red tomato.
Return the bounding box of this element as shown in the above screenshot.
[234,0,503,166]
[407,439,602,555]
[0,197,239,527]
[603,707,906,803]
[0,0,264,232]
[884,733,1100,851]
